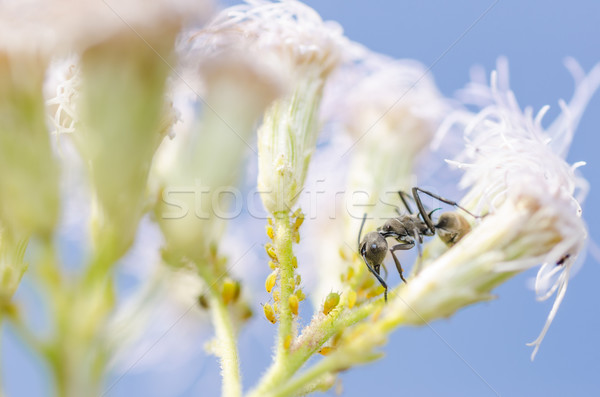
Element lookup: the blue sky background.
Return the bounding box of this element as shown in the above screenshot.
[299,1,600,396]
[4,1,600,396]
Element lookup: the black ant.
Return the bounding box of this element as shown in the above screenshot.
[358,187,480,302]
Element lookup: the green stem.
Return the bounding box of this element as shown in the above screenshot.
[267,342,382,397]
[246,213,296,396]
[247,297,377,397]
[207,289,242,397]
[267,358,338,397]
[197,263,242,397]
[273,212,295,360]
[294,299,376,360]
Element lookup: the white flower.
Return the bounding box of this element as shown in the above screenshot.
[440,58,600,359]
[203,0,346,214]
[0,0,212,55]
[0,29,61,238]
[337,46,450,229]
[311,47,450,305]
[203,0,344,81]
[154,14,287,261]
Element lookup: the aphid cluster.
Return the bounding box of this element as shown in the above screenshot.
[263,210,306,324]
[358,187,480,302]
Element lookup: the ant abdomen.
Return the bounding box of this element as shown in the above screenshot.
[435,212,472,247]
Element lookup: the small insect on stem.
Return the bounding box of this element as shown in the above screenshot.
[357,213,392,302]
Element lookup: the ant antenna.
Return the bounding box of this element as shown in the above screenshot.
[398,191,414,214]
[413,187,481,234]
[358,213,367,249]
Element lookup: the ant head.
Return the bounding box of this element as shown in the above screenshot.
[360,231,388,266]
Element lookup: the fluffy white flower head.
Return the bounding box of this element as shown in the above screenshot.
[445,58,600,359]
[338,47,450,220]
[202,0,347,214]
[0,0,212,56]
[202,0,344,82]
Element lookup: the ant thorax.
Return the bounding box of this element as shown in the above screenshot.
[378,214,429,243]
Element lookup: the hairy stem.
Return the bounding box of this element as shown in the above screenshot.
[265,355,340,397]
[197,262,242,397]
[207,289,242,397]
[273,212,295,360]
[248,295,377,396]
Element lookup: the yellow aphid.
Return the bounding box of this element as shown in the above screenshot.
[289,294,299,316]
[284,334,292,350]
[356,288,367,299]
[209,243,218,258]
[241,305,253,321]
[318,346,333,356]
[366,285,386,299]
[265,271,277,293]
[346,266,355,281]
[323,292,340,315]
[267,217,273,226]
[371,305,383,322]
[273,302,279,312]
[263,303,276,324]
[293,212,304,229]
[222,279,239,305]
[292,257,297,269]
[273,290,280,302]
[265,244,277,260]
[338,247,348,261]
[295,289,305,302]
[347,290,357,309]
[266,225,274,240]
[293,230,300,244]
[268,260,277,270]
[362,276,375,289]
[197,294,209,309]
[232,281,241,302]
[295,274,301,286]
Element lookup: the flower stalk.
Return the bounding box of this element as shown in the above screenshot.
[272,213,296,358]
[0,53,59,239]
[77,32,176,271]
[206,281,242,397]
[248,294,376,397]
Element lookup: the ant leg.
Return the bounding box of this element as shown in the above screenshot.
[362,252,388,302]
[413,187,480,220]
[398,191,414,214]
[389,242,414,283]
[411,187,436,235]
[409,229,430,275]
[381,262,389,281]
